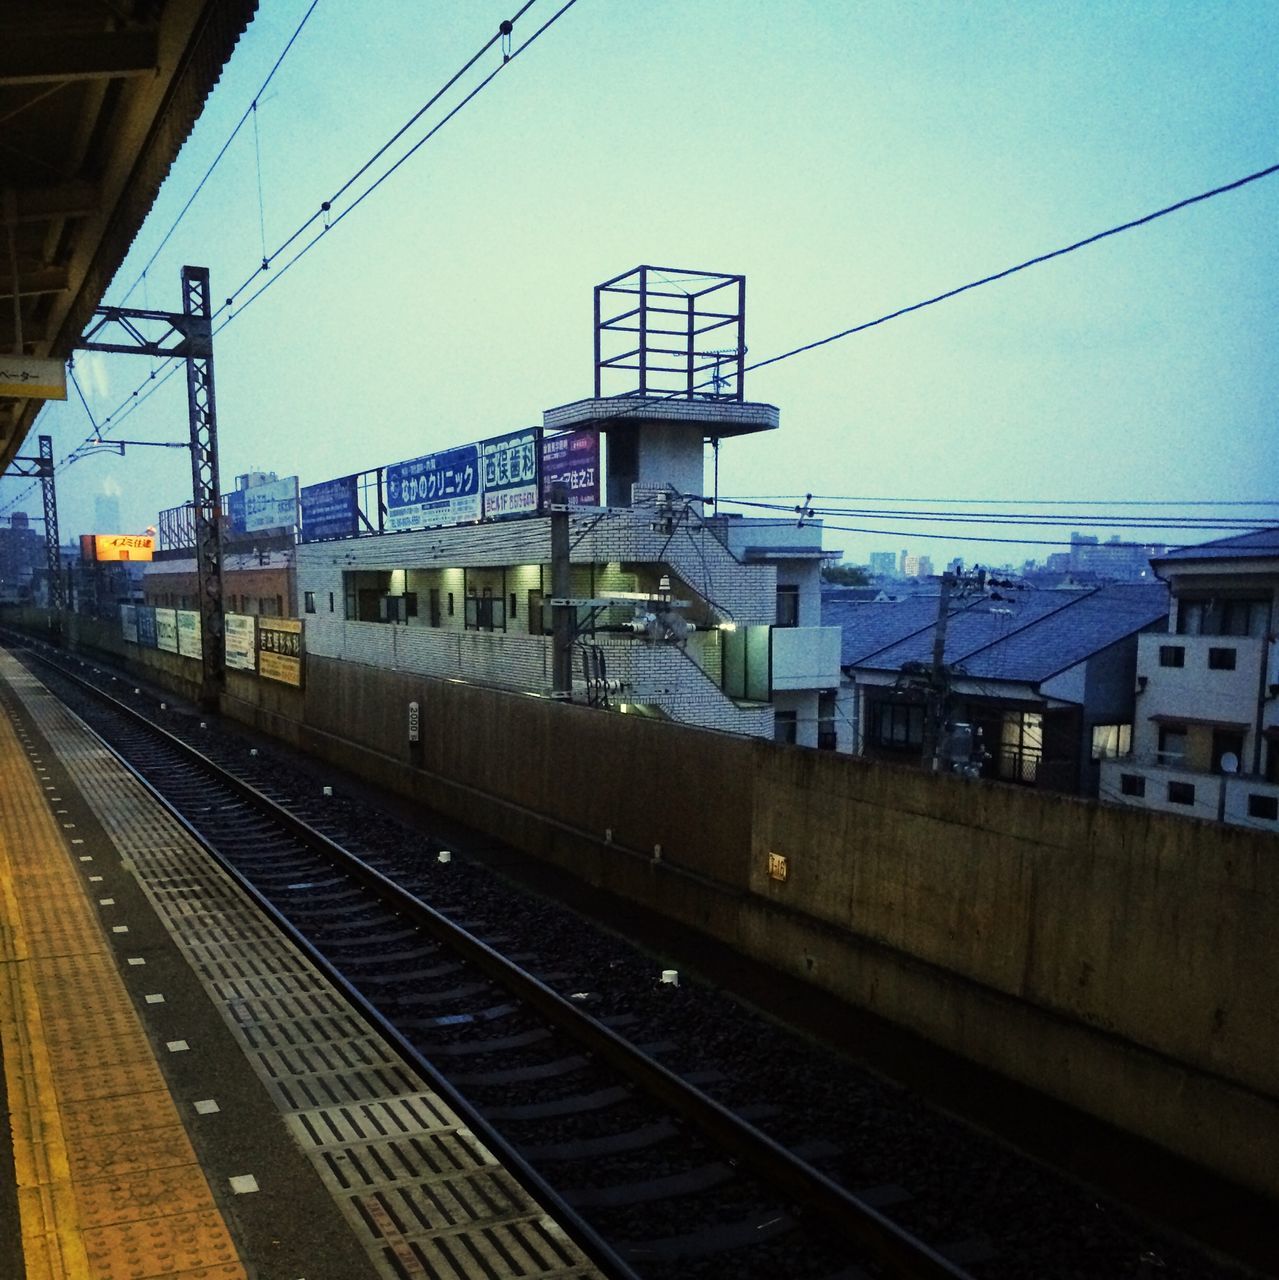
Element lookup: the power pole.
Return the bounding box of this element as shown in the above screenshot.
[77,264,225,707]
[921,571,956,772]
[7,434,63,631]
[550,481,573,698]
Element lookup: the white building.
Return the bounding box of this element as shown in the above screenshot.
[296,396,849,749]
[1100,528,1279,830]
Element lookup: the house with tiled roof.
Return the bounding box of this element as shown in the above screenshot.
[1100,527,1279,831]
[824,583,1170,795]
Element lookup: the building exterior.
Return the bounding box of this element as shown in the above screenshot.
[869,550,898,578]
[296,397,848,748]
[0,513,44,603]
[1100,528,1279,831]
[827,583,1169,795]
[143,547,296,617]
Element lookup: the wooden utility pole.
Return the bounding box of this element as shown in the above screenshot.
[921,571,956,771]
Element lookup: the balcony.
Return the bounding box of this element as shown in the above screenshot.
[771,625,842,691]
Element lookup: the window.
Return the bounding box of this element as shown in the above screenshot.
[528,590,545,636]
[1159,645,1185,668]
[1178,596,1269,638]
[509,592,518,621]
[428,588,442,628]
[776,584,799,628]
[1157,724,1187,766]
[328,592,334,612]
[1120,773,1146,797]
[1091,723,1131,761]
[1167,780,1195,806]
[1247,793,1278,821]
[447,592,455,617]
[1208,647,1236,671]
[817,691,838,751]
[999,711,1043,784]
[873,700,924,751]
[774,709,798,745]
[303,591,316,614]
[404,592,418,618]
[465,590,505,632]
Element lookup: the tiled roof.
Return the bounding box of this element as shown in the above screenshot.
[1153,527,1279,564]
[825,584,1169,684]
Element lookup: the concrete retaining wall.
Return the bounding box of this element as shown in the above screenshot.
[5,607,1275,1201]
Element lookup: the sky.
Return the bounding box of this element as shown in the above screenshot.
[7,0,1278,569]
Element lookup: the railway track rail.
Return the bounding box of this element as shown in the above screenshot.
[6,635,977,1280]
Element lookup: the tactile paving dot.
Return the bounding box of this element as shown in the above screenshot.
[74,1164,219,1228]
[65,1122,197,1181]
[81,1208,239,1278]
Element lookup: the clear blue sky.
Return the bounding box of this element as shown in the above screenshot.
[10,0,1279,567]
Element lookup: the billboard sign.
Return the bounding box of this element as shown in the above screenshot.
[136,605,158,648]
[386,444,480,531]
[259,617,303,687]
[301,474,359,542]
[225,489,246,534]
[92,533,155,562]
[481,429,541,519]
[177,610,202,659]
[224,614,256,671]
[0,355,66,400]
[243,476,299,532]
[541,430,600,508]
[119,603,137,645]
[155,608,179,654]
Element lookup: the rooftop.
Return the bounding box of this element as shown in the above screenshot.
[544,396,779,438]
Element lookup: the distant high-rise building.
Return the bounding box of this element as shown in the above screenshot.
[95,493,121,532]
[903,554,934,579]
[869,550,897,577]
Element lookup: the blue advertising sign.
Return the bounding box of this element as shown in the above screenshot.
[541,429,600,508]
[135,605,158,648]
[225,488,246,534]
[301,474,359,542]
[385,444,480,531]
[481,429,541,519]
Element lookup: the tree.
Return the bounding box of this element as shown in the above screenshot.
[822,564,871,586]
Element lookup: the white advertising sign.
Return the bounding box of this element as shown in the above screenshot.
[119,603,138,645]
[155,608,179,654]
[224,613,257,671]
[177,610,202,659]
[243,476,299,532]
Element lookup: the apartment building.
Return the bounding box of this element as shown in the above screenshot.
[1100,528,1279,830]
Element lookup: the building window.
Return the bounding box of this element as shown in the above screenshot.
[447,592,455,617]
[774,709,798,745]
[1091,723,1131,761]
[1000,711,1043,784]
[1157,724,1187,766]
[328,591,334,612]
[528,590,545,636]
[817,691,838,751]
[404,592,418,618]
[429,588,442,627]
[1159,645,1185,668]
[465,590,505,632]
[776,584,799,628]
[872,700,924,751]
[1177,596,1269,638]
[1120,773,1146,797]
[1167,780,1195,806]
[1208,647,1236,671]
[1247,793,1278,821]
[303,591,316,614]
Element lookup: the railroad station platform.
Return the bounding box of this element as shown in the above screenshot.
[0,649,602,1280]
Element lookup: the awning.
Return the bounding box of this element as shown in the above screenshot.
[1149,713,1250,731]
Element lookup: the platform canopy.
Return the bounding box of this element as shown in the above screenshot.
[0,0,258,475]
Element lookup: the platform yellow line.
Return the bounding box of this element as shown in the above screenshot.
[0,709,92,1280]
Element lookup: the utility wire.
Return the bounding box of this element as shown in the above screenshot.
[726,494,1279,508]
[743,161,1279,376]
[117,0,323,305]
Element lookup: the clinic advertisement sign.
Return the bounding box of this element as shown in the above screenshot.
[224,614,257,672]
[244,476,299,532]
[386,444,480,531]
[481,429,541,519]
[177,610,202,659]
[300,474,359,542]
[119,604,138,645]
[259,617,303,687]
[541,430,600,508]
[155,608,179,654]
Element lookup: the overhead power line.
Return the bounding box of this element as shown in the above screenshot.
[725,494,1279,508]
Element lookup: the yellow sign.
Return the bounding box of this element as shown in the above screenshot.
[93,534,155,562]
[0,356,66,400]
[258,617,303,687]
[767,852,788,882]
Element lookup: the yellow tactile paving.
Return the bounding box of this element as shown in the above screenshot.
[0,704,248,1280]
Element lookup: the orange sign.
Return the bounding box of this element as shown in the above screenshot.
[93,534,155,562]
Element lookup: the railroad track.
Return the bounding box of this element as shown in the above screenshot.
[4,633,978,1280]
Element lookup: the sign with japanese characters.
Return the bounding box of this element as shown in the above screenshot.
[0,356,66,400]
[300,474,359,542]
[258,616,303,687]
[224,613,256,672]
[243,476,299,533]
[541,430,600,508]
[93,533,154,562]
[135,606,158,648]
[386,444,480,531]
[177,610,202,659]
[155,608,179,654]
[119,603,138,645]
[481,429,541,519]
